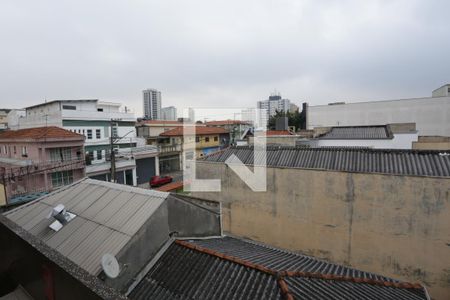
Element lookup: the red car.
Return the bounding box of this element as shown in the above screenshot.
[150,175,173,187]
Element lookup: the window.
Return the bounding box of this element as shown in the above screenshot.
[205,137,210,142]
[96,129,101,139]
[49,148,72,162]
[3,145,7,154]
[214,136,218,142]
[112,127,118,137]
[97,150,102,160]
[62,105,76,110]
[51,170,73,188]
[196,136,200,143]
[97,108,104,112]
[21,146,27,157]
[87,129,92,139]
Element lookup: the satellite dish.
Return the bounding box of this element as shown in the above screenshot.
[101,254,120,278]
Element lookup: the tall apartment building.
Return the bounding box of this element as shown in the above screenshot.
[257,93,290,128]
[161,106,177,121]
[14,99,158,186]
[143,89,161,119]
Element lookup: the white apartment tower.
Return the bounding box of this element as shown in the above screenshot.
[161,106,177,121]
[257,93,291,128]
[143,89,161,119]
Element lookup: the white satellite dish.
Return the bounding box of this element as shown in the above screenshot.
[101,254,120,278]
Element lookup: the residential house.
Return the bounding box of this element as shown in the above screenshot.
[160,126,229,159]
[0,109,12,130]
[0,179,430,300]
[136,120,186,173]
[204,120,251,145]
[13,99,158,186]
[194,146,450,299]
[0,127,85,205]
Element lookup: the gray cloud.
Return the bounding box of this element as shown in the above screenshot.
[1,0,449,116]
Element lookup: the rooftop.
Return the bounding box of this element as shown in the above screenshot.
[25,99,98,110]
[4,178,168,275]
[160,126,229,137]
[138,120,184,126]
[205,120,251,126]
[0,126,85,141]
[203,146,450,177]
[266,130,294,136]
[130,236,428,300]
[319,125,392,140]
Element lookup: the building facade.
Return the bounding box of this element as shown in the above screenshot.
[14,99,158,186]
[204,120,252,145]
[161,106,177,121]
[257,93,290,128]
[143,89,161,120]
[306,85,450,137]
[0,127,85,205]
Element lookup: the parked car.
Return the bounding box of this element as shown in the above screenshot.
[150,175,173,187]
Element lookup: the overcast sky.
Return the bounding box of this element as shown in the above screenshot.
[1,0,449,117]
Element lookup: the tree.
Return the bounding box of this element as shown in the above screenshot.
[268,109,305,131]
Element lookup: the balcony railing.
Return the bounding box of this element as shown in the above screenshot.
[158,144,182,154]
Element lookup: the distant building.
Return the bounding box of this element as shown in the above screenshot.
[298,123,418,149]
[143,89,161,119]
[204,120,251,145]
[306,85,450,137]
[15,99,158,186]
[0,126,85,205]
[0,109,11,130]
[289,102,299,112]
[257,93,290,128]
[161,106,177,120]
[136,120,185,172]
[160,126,229,159]
[5,109,25,130]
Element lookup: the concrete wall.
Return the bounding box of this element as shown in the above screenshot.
[193,161,450,299]
[307,96,450,137]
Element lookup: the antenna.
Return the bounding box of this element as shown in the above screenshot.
[101,254,120,278]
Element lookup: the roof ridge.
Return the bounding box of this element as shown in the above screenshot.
[175,240,424,292]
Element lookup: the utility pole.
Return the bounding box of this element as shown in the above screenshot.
[110,119,116,182]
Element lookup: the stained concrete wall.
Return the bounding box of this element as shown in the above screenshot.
[193,161,450,299]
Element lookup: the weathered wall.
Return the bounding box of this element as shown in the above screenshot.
[193,161,450,299]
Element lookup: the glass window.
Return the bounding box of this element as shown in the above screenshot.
[96,129,101,139]
[87,129,92,139]
[214,136,218,141]
[49,148,72,162]
[51,170,74,188]
[97,108,103,112]
[112,127,118,137]
[97,150,102,160]
[62,105,76,110]
[21,146,27,156]
[196,136,200,143]
[205,137,210,142]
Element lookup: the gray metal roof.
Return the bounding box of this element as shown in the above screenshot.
[4,178,168,275]
[129,236,428,300]
[203,146,450,177]
[320,125,392,139]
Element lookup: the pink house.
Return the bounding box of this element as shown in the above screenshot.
[0,126,85,204]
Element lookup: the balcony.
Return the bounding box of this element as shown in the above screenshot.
[158,144,182,155]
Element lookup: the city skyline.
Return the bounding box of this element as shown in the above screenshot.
[0,1,449,115]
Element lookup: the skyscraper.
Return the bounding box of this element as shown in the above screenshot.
[257,92,290,128]
[143,89,161,119]
[161,106,177,121]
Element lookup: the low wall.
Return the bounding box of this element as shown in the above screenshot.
[193,161,450,299]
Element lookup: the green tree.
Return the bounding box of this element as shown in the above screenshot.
[268,109,305,131]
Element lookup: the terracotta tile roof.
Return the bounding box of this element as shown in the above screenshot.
[160,126,229,136]
[139,120,184,126]
[155,181,184,192]
[0,126,84,141]
[205,120,250,126]
[266,130,294,136]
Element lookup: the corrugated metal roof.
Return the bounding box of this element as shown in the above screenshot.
[129,237,428,300]
[4,178,168,275]
[203,146,450,177]
[320,126,391,139]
